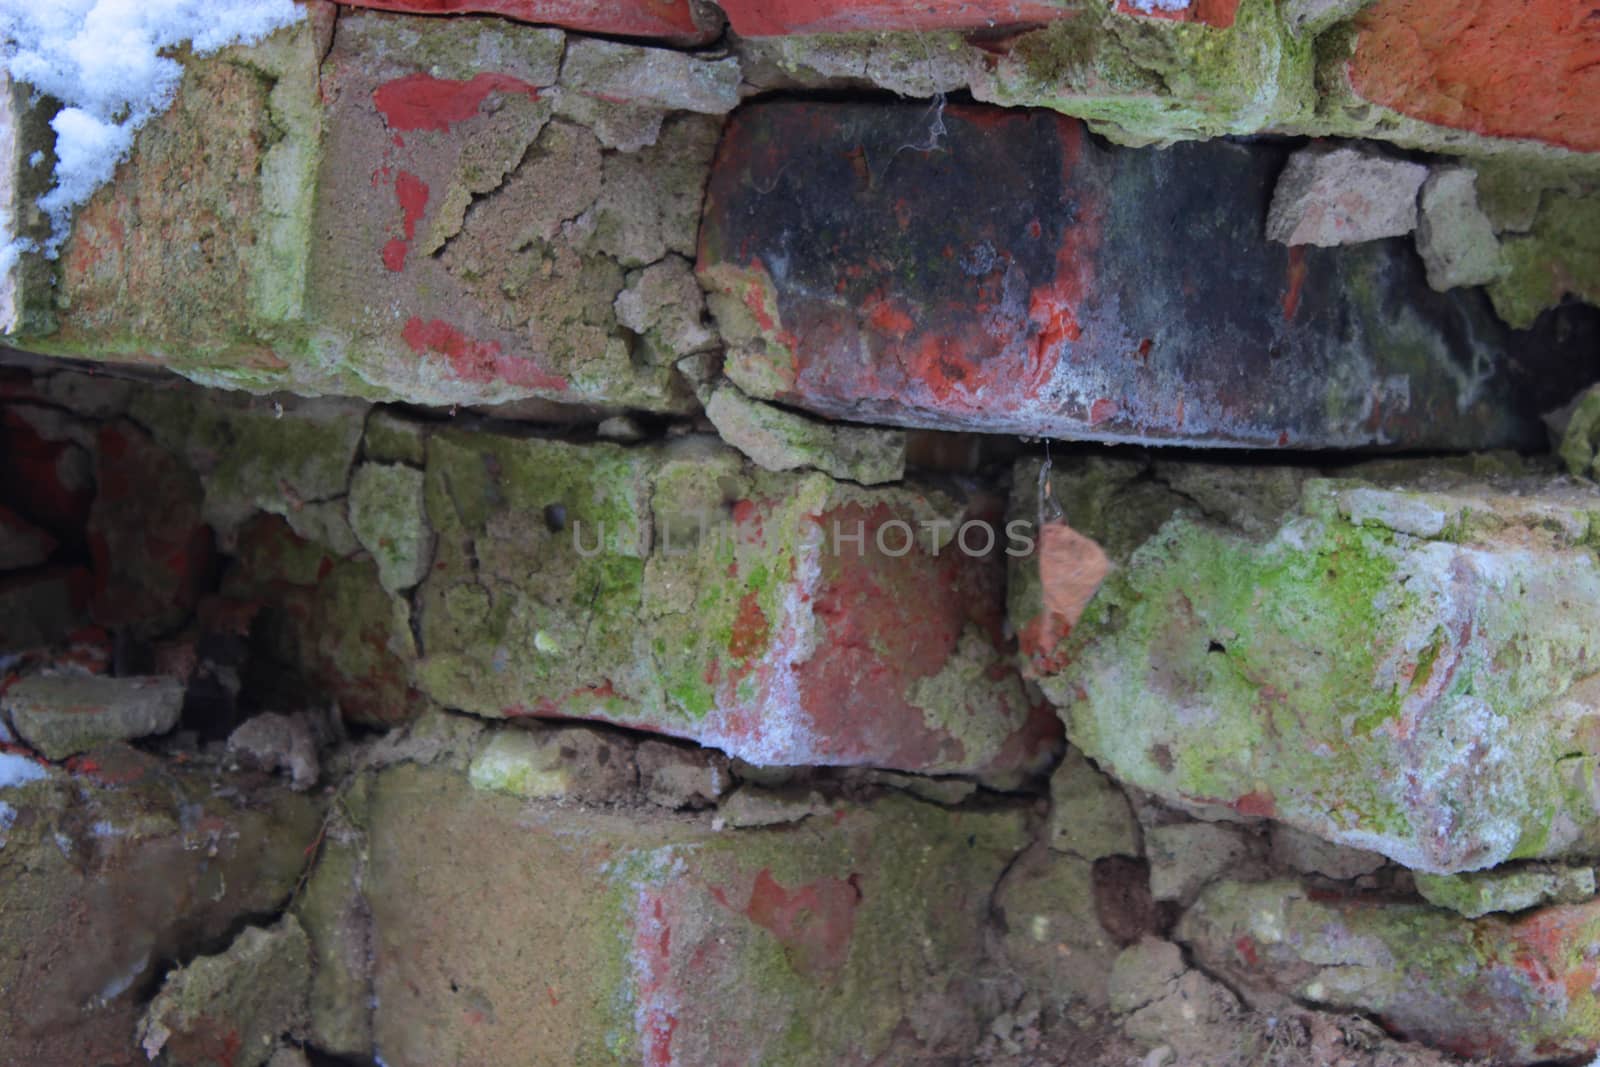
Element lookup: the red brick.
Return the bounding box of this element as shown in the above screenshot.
[1348,0,1600,153]
[698,101,1597,450]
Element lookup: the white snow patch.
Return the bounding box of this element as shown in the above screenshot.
[0,800,14,847]
[0,751,50,789]
[0,0,304,260]
[1126,0,1191,10]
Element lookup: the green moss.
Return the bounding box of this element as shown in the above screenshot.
[1068,509,1402,798]
[417,432,675,718]
[1055,472,1600,871]
[991,0,1315,144]
[468,730,573,797]
[1558,388,1600,480]
[349,462,432,593]
[364,409,429,466]
[1489,193,1600,329]
[128,387,366,536]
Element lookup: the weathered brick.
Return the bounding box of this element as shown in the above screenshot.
[308,13,717,410]
[992,843,1121,1014]
[129,387,366,548]
[417,430,1057,774]
[0,757,323,1064]
[363,757,1029,1066]
[1181,880,1600,1064]
[560,39,742,115]
[5,11,725,411]
[10,9,333,387]
[699,101,1595,450]
[1345,0,1600,154]
[719,0,1081,35]
[6,674,185,760]
[1039,469,1600,873]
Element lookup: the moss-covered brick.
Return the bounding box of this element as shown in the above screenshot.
[1048,749,1140,861]
[129,385,366,546]
[363,408,429,466]
[1558,386,1600,482]
[1415,864,1598,919]
[971,0,1317,145]
[349,461,433,593]
[992,843,1121,1014]
[704,384,907,486]
[1488,193,1600,329]
[138,916,312,1067]
[1181,879,1600,1063]
[416,430,1053,775]
[361,755,1030,1067]
[1043,468,1600,874]
[291,779,373,1058]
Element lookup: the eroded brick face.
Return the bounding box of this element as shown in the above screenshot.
[309,14,720,411]
[1348,0,1600,153]
[698,100,1595,450]
[416,431,1058,775]
[366,761,1030,1067]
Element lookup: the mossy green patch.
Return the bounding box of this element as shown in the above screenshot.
[980,0,1316,144]
[1183,879,1600,1062]
[128,386,366,538]
[1489,193,1600,329]
[1051,474,1600,872]
[348,462,432,593]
